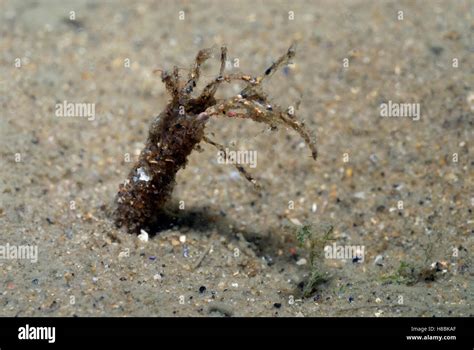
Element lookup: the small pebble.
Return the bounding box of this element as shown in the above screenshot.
[179,235,186,243]
[264,255,274,266]
[153,273,162,281]
[183,245,190,258]
[429,46,444,56]
[296,258,307,266]
[199,286,206,294]
[65,228,73,239]
[369,154,378,164]
[345,168,353,177]
[353,192,366,199]
[273,303,282,309]
[374,255,384,266]
[467,92,474,111]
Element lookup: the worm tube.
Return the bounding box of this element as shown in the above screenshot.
[114,45,317,232]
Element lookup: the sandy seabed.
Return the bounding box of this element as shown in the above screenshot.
[0,0,473,316]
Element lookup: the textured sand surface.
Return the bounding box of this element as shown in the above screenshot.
[0,0,472,316]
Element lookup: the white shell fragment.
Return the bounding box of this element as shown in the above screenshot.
[138,229,149,242]
[136,167,151,182]
[289,218,303,226]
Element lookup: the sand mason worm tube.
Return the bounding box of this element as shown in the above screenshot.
[114,44,317,232]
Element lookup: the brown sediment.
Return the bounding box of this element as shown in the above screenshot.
[114,45,317,233]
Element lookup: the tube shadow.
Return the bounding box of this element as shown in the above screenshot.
[147,202,291,262]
